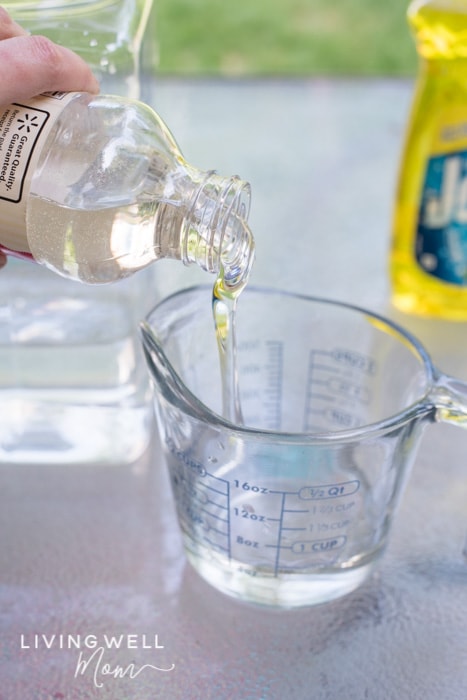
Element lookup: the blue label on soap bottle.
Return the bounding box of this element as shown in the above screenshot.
[416,150,467,285]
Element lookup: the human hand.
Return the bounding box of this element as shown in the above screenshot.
[0,6,99,104]
[0,6,100,268]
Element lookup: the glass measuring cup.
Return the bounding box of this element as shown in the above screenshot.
[141,286,467,608]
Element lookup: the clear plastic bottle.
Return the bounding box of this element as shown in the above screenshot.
[0,2,157,468]
[390,0,467,319]
[0,92,254,292]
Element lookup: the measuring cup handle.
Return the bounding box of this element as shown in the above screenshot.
[432,372,467,427]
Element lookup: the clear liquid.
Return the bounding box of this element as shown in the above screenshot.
[169,440,377,607]
[0,273,152,464]
[27,195,160,284]
[208,267,377,607]
[212,265,251,424]
[212,282,243,424]
[211,209,255,424]
[185,540,376,608]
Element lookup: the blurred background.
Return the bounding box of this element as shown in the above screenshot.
[155,0,417,77]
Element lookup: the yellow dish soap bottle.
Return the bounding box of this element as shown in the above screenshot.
[391,0,467,319]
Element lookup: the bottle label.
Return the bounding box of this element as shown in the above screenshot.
[416,110,467,285]
[0,92,77,253]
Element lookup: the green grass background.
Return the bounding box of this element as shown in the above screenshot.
[155,0,418,76]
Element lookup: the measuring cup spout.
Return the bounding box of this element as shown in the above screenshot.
[140,322,188,409]
[430,371,467,427]
[140,321,172,391]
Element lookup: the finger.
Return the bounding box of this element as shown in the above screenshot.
[0,34,99,103]
[0,6,29,40]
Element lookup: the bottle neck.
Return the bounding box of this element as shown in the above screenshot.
[180,170,254,290]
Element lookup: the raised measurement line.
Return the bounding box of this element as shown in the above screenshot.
[303,350,317,432]
[226,480,232,561]
[311,362,343,374]
[204,496,229,510]
[283,508,309,514]
[200,507,228,523]
[274,492,287,576]
[281,526,307,532]
[204,537,229,553]
[307,393,336,402]
[264,340,283,431]
[199,483,229,497]
[178,467,232,560]
[206,525,229,538]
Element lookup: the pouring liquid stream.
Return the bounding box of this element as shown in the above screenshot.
[212,274,244,425]
[211,214,255,425]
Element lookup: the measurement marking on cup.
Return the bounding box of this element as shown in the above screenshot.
[201,483,231,498]
[299,481,360,500]
[199,507,228,523]
[282,507,309,513]
[303,348,372,430]
[169,438,361,573]
[263,340,283,431]
[311,363,342,374]
[264,480,361,574]
[169,454,232,558]
[198,492,229,509]
[206,524,229,538]
[303,350,328,431]
[273,493,287,575]
[204,537,230,554]
[291,536,347,554]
